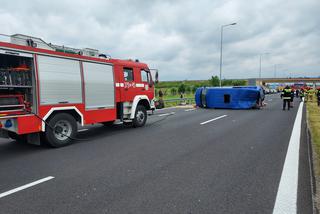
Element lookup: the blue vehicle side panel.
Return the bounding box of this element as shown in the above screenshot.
[195,86,264,109]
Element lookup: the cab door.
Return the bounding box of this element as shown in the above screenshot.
[122,67,138,101]
[138,69,154,100]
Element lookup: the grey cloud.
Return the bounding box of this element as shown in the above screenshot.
[0,0,319,80]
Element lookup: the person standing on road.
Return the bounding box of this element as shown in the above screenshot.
[281,86,292,110]
[159,89,163,98]
[157,89,164,109]
[299,88,305,102]
[295,89,299,98]
[290,87,295,107]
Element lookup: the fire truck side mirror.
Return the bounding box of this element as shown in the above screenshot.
[149,69,159,85]
[155,71,159,84]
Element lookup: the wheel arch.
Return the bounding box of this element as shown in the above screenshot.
[130,95,151,119]
[41,107,83,131]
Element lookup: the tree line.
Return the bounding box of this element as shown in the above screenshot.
[155,76,247,97]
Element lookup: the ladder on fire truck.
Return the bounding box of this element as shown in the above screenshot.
[0,33,111,59]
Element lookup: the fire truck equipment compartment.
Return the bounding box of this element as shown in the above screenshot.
[37,55,82,105]
[0,51,36,113]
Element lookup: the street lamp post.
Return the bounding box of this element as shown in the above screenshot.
[219,22,237,87]
[273,64,282,78]
[259,52,269,80]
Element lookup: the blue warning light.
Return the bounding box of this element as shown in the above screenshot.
[4,119,12,128]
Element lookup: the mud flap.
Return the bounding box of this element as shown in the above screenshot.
[27,133,41,145]
[0,129,9,138]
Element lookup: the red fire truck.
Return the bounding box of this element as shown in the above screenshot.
[0,34,157,147]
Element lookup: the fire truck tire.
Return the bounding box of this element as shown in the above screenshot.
[133,105,147,128]
[44,113,77,148]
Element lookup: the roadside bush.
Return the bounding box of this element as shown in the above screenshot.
[185,85,191,94]
[192,85,197,94]
[210,76,220,86]
[178,83,186,94]
[170,88,177,96]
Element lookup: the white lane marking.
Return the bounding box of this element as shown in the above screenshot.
[0,176,55,199]
[78,129,88,132]
[268,99,273,101]
[272,101,304,214]
[158,112,175,117]
[185,108,196,112]
[200,115,227,125]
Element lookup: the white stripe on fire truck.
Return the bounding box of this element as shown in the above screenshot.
[135,84,144,88]
[115,83,124,87]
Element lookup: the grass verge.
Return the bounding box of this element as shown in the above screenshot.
[306,95,320,210]
[307,97,320,168]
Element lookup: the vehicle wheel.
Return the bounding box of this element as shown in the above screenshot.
[132,105,147,128]
[44,113,77,148]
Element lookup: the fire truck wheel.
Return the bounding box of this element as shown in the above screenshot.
[133,105,147,128]
[45,113,77,147]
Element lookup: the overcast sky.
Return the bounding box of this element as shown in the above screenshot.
[0,0,319,80]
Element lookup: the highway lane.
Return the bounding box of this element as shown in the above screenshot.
[0,94,313,213]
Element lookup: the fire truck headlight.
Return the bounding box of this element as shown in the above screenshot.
[5,119,12,128]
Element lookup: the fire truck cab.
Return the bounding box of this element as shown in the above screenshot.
[0,34,157,147]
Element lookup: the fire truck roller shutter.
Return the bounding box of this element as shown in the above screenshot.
[37,55,82,104]
[82,62,114,109]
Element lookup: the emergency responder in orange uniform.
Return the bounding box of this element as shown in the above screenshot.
[281,86,292,110]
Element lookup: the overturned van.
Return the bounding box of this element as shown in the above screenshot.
[195,86,264,109]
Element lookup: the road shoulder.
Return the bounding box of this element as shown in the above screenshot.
[297,104,314,213]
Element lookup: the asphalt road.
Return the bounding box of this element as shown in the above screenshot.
[0,94,313,214]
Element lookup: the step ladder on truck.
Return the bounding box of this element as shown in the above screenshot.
[0,34,158,147]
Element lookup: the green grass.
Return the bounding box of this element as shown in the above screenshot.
[162,98,195,108]
[307,96,320,154]
[306,95,320,209]
[154,80,204,104]
[157,94,194,100]
[307,95,320,176]
[156,93,195,108]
